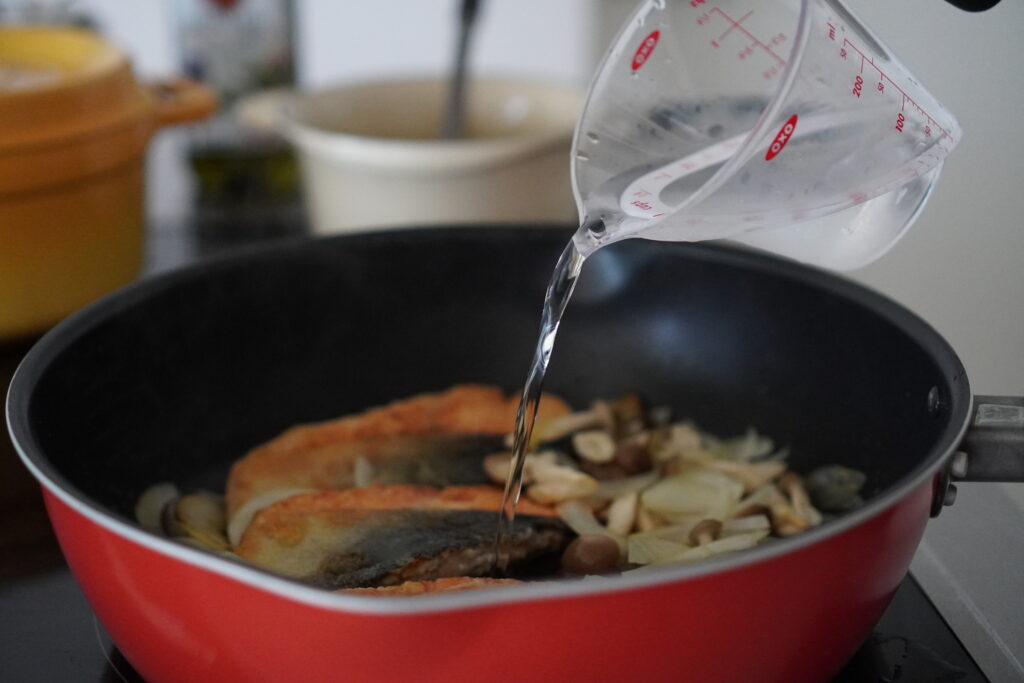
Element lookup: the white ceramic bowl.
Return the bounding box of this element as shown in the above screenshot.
[280,77,583,234]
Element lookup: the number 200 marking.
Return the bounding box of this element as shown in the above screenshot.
[851,75,863,98]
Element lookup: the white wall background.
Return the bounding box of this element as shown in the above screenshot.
[22,0,1024,677]
[64,0,599,85]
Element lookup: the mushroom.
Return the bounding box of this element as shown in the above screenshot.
[561,535,622,576]
[778,472,823,527]
[530,409,607,444]
[706,459,787,492]
[688,519,724,547]
[608,393,650,437]
[651,423,702,463]
[590,400,619,434]
[733,502,772,519]
[605,491,640,536]
[636,504,667,532]
[804,465,866,512]
[738,484,811,537]
[483,450,557,486]
[525,460,599,504]
[572,430,617,463]
[612,437,654,475]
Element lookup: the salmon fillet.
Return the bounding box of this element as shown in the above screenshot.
[234,484,568,590]
[226,385,571,517]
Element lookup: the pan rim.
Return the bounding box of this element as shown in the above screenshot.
[6,225,973,615]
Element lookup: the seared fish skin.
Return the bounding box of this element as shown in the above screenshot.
[226,385,570,516]
[234,485,567,589]
[239,508,569,590]
[313,509,565,589]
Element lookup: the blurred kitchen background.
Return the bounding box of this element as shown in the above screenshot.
[1,0,1022,678]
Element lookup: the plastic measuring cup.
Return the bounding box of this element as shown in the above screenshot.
[572,0,961,270]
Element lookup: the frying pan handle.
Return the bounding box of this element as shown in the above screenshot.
[955,396,1024,481]
[145,79,218,129]
[932,396,1023,516]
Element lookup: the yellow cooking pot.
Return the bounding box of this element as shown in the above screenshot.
[0,27,216,340]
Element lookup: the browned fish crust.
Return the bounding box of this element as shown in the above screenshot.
[226,385,571,516]
[340,577,523,596]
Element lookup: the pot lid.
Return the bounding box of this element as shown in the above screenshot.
[0,26,150,153]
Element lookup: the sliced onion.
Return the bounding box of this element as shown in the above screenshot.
[557,500,608,537]
[592,469,660,500]
[673,530,768,563]
[166,492,229,551]
[640,467,743,520]
[717,428,775,461]
[628,535,688,565]
[353,456,375,488]
[135,482,180,534]
[227,487,314,547]
[557,500,624,553]
[722,514,771,535]
[627,517,704,544]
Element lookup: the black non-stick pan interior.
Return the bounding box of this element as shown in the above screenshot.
[10,227,970,522]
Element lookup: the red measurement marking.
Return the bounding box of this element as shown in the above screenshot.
[827,22,836,40]
[895,112,906,132]
[840,38,950,139]
[631,31,660,71]
[690,0,706,6]
[765,114,798,161]
[715,9,752,42]
[631,200,654,211]
[710,7,786,65]
[852,75,863,98]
